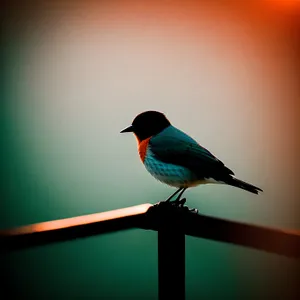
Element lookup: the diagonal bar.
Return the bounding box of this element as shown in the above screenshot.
[0,204,152,253]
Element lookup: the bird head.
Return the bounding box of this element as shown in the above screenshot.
[120,110,171,141]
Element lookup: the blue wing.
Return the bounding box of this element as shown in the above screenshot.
[149,125,234,181]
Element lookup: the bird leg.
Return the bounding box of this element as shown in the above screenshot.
[160,187,198,213]
[173,188,187,204]
[165,187,184,202]
[173,189,198,213]
[165,188,187,208]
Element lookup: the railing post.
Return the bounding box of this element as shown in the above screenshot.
[157,205,185,300]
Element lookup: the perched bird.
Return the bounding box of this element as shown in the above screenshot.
[121,110,263,204]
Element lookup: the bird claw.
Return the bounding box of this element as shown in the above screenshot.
[153,198,199,215]
[174,198,186,207]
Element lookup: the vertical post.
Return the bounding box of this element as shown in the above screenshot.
[158,222,185,299]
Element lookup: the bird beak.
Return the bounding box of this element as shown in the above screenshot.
[120,125,134,133]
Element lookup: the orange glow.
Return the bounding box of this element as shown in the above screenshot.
[265,0,300,10]
[2,204,152,236]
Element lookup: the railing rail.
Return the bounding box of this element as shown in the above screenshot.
[1,202,300,299]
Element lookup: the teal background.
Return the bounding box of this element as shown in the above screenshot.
[2,1,300,299]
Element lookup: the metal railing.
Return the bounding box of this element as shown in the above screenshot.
[1,202,300,299]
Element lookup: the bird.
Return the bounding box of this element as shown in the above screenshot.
[120,110,263,206]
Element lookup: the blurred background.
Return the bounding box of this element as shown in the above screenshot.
[1,0,300,299]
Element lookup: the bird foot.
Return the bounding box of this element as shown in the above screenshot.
[173,198,186,207]
[153,198,199,214]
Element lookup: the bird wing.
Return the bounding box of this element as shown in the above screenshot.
[149,126,234,180]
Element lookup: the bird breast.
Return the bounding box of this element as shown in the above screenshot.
[138,137,151,162]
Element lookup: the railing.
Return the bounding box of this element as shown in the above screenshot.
[1,202,300,299]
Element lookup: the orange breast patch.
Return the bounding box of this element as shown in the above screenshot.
[138,137,151,162]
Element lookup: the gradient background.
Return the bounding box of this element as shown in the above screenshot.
[1,0,300,299]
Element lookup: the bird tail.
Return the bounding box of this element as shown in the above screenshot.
[225,175,263,195]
